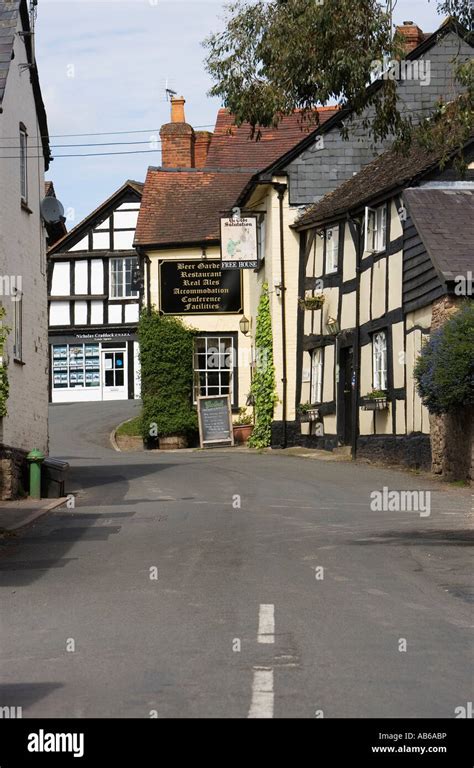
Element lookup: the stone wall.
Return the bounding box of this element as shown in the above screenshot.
[0,445,28,500]
[430,409,473,482]
[357,434,432,471]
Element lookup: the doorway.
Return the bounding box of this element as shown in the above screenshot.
[339,346,354,445]
[102,349,127,400]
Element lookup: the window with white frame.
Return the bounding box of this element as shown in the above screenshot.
[20,125,28,203]
[310,347,323,404]
[13,291,23,361]
[372,331,388,391]
[364,204,387,253]
[325,226,339,273]
[194,336,235,403]
[110,256,139,298]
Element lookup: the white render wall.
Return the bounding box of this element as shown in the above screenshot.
[0,23,49,454]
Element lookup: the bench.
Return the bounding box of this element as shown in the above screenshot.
[42,458,70,498]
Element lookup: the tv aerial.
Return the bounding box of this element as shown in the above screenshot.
[40,196,65,224]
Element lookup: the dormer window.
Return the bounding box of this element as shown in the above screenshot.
[20,124,28,204]
[325,226,339,273]
[365,204,387,254]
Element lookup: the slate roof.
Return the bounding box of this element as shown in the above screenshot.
[294,138,474,229]
[0,0,20,107]
[205,108,338,170]
[134,169,254,247]
[251,17,473,179]
[403,188,474,281]
[0,0,51,166]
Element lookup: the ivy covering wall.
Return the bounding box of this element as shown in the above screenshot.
[138,309,198,441]
[248,285,278,449]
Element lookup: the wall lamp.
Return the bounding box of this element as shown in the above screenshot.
[239,316,251,336]
[326,317,340,335]
[274,281,284,297]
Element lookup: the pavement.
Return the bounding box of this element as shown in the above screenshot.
[0,401,472,718]
[0,498,67,534]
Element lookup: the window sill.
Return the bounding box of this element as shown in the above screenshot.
[21,201,33,214]
[108,296,139,302]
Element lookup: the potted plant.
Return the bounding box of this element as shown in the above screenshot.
[298,294,325,311]
[233,407,254,443]
[360,389,389,411]
[297,402,320,422]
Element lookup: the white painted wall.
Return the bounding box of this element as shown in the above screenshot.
[0,20,48,454]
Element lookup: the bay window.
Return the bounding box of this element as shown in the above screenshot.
[194,335,236,404]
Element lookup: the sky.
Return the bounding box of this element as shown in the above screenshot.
[35,0,445,225]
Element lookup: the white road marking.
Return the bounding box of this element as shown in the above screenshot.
[248,669,274,718]
[258,603,275,644]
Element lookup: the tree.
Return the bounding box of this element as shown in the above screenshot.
[204,0,473,161]
[414,302,474,415]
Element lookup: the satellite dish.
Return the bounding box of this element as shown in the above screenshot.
[40,196,65,224]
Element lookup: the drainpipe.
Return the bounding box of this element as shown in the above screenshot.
[349,214,362,460]
[274,183,288,449]
[135,246,148,313]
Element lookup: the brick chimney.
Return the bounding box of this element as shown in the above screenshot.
[160,96,195,168]
[396,21,424,55]
[194,131,213,168]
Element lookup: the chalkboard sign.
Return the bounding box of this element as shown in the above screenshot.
[198,395,234,448]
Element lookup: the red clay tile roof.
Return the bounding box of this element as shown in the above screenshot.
[205,108,338,169]
[135,168,254,247]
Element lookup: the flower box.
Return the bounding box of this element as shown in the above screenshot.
[298,295,325,311]
[360,397,388,411]
[299,407,320,422]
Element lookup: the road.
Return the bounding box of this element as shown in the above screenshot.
[0,402,472,718]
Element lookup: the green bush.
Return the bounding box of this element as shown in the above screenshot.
[414,302,474,415]
[138,309,198,441]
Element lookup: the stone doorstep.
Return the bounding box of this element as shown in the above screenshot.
[278,446,351,462]
[0,497,68,533]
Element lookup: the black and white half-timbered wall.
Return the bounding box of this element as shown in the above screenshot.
[293,140,474,471]
[47,181,143,403]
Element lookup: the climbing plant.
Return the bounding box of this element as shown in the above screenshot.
[138,308,198,442]
[414,302,474,415]
[0,306,10,418]
[248,284,278,449]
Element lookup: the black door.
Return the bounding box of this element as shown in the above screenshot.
[339,346,354,445]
